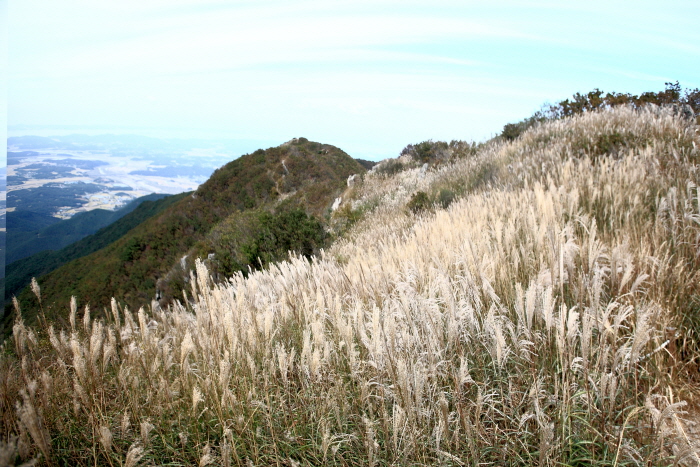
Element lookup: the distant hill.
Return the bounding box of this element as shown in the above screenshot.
[6,210,61,233]
[10,138,365,325]
[0,232,4,282]
[7,182,113,216]
[354,158,377,170]
[6,193,170,264]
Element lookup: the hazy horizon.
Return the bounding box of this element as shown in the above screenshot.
[7,125,282,160]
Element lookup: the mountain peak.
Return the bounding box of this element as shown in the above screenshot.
[10,140,366,316]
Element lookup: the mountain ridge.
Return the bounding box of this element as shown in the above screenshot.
[8,138,366,327]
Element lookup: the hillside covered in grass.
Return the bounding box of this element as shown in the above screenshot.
[2,103,700,465]
[5,139,365,332]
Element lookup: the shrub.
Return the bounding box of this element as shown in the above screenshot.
[241,208,326,269]
[374,159,406,176]
[401,140,450,162]
[406,191,431,213]
[449,140,479,158]
[550,81,700,120]
[437,188,456,209]
[119,237,146,262]
[501,111,547,141]
[332,203,364,230]
[503,82,700,144]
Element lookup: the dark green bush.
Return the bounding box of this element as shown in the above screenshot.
[119,237,146,262]
[401,140,450,162]
[449,140,479,158]
[241,209,326,269]
[549,81,699,120]
[501,111,547,141]
[437,188,456,209]
[503,82,700,143]
[407,191,431,214]
[333,203,364,227]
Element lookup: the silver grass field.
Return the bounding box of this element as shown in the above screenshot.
[2,105,700,465]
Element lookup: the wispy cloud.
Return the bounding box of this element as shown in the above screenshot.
[14,9,531,80]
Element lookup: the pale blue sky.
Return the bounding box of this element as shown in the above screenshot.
[7,0,700,160]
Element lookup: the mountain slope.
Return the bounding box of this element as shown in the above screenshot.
[6,193,170,264]
[15,138,365,319]
[4,106,699,465]
[6,210,60,233]
[3,193,185,307]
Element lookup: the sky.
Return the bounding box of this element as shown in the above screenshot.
[7,0,700,160]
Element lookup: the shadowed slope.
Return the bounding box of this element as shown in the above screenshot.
[3,193,182,307]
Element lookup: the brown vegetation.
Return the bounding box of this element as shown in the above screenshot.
[2,105,700,465]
